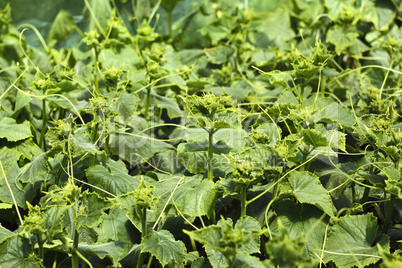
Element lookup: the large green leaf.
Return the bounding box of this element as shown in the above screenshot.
[19,153,48,184]
[270,200,329,259]
[142,229,187,267]
[0,118,32,142]
[323,214,390,268]
[79,241,130,267]
[85,0,112,34]
[115,92,139,120]
[0,148,39,209]
[47,9,75,43]
[288,171,336,217]
[95,206,137,243]
[326,25,359,55]
[362,0,396,31]
[173,177,217,217]
[0,235,42,267]
[75,191,113,229]
[110,132,173,167]
[0,224,14,244]
[86,159,142,196]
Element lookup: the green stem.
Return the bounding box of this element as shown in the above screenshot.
[72,229,80,268]
[93,48,99,96]
[146,255,153,268]
[360,187,370,204]
[240,185,247,217]
[36,233,44,260]
[40,99,47,151]
[137,207,147,268]
[208,130,214,181]
[168,11,172,39]
[104,134,110,156]
[55,154,68,186]
[145,87,151,124]
[90,112,99,166]
[383,194,396,234]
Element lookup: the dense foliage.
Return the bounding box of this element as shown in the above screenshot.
[1,0,402,267]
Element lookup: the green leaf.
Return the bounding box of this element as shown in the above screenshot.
[79,241,129,267]
[0,235,43,267]
[303,129,328,148]
[311,96,356,128]
[95,206,137,243]
[75,191,113,229]
[19,153,48,184]
[315,162,356,199]
[326,25,359,55]
[142,229,187,267]
[152,94,182,119]
[173,177,217,217]
[71,132,101,157]
[362,0,396,31]
[0,224,14,244]
[234,217,261,254]
[258,5,295,42]
[288,171,336,217]
[323,214,390,268]
[324,0,355,19]
[115,92,139,120]
[86,159,142,196]
[270,200,329,259]
[0,118,32,141]
[85,0,112,34]
[47,9,75,43]
[0,148,39,209]
[110,132,173,167]
[199,15,237,45]
[204,45,235,64]
[233,252,267,268]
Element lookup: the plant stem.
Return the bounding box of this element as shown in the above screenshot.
[383,194,396,234]
[137,206,147,268]
[360,187,370,204]
[72,229,80,268]
[240,186,247,217]
[208,129,214,181]
[145,87,151,122]
[147,255,153,268]
[40,99,47,151]
[104,134,110,156]
[90,112,99,166]
[36,233,44,260]
[168,11,172,39]
[55,154,68,186]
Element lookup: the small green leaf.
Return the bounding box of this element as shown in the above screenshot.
[0,118,32,142]
[142,229,187,267]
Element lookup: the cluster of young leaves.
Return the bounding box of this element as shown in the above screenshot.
[1,0,402,267]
